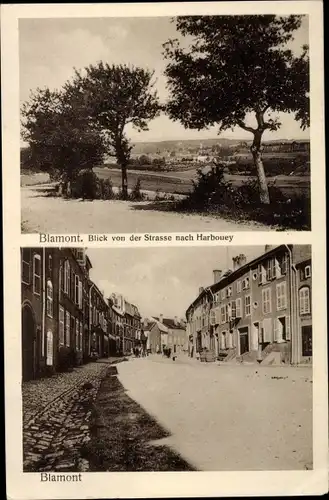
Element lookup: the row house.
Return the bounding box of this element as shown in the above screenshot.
[153,315,187,355]
[21,248,144,381]
[89,282,109,358]
[124,300,142,353]
[186,245,312,366]
[21,247,92,381]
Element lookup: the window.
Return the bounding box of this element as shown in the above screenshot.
[259,264,266,284]
[276,282,287,311]
[245,295,251,316]
[33,254,41,295]
[242,277,250,290]
[22,248,31,284]
[48,255,52,273]
[64,260,70,295]
[266,258,275,281]
[220,305,226,324]
[59,306,65,345]
[75,320,80,350]
[305,265,311,278]
[262,288,272,314]
[221,289,225,300]
[46,331,53,366]
[236,298,242,318]
[65,311,70,346]
[227,286,232,298]
[299,287,310,315]
[236,280,242,294]
[281,254,288,275]
[210,309,216,326]
[231,300,236,319]
[46,280,53,318]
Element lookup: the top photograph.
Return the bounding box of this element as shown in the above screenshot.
[20,14,311,233]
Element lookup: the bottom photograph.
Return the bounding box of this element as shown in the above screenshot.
[21,244,312,473]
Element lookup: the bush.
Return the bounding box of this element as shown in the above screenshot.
[178,164,310,229]
[130,178,144,201]
[71,169,99,199]
[98,178,114,200]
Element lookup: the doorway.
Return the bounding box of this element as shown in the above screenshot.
[239,327,249,355]
[302,325,312,356]
[252,322,260,350]
[22,305,36,381]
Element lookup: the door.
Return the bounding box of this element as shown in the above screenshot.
[239,327,249,355]
[22,305,36,381]
[302,326,312,356]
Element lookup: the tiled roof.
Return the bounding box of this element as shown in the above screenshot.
[153,317,186,330]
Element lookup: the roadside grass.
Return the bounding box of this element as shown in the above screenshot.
[82,366,195,472]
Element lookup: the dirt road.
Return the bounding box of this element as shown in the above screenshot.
[117,356,313,471]
[21,184,268,233]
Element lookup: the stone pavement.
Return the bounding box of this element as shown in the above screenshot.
[22,362,112,472]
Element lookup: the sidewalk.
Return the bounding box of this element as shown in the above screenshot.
[23,362,112,471]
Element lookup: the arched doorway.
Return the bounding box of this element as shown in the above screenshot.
[21,305,36,381]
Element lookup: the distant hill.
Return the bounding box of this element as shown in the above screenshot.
[131,138,310,155]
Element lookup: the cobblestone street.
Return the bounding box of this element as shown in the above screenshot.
[22,361,117,472]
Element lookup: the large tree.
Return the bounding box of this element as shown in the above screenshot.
[163,15,309,203]
[21,87,106,191]
[64,63,160,198]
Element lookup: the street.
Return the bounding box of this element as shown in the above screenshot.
[21,184,268,233]
[22,355,312,472]
[117,355,313,471]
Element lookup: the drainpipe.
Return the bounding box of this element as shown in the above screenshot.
[88,283,95,355]
[285,245,298,365]
[42,248,46,362]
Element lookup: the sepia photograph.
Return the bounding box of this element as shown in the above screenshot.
[20,14,311,234]
[22,245,313,474]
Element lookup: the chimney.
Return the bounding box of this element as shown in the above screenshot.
[265,245,274,253]
[159,314,163,323]
[174,316,178,326]
[199,286,204,295]
[213,269,222,283]
[232,256,238,271]
[238,254,247,267]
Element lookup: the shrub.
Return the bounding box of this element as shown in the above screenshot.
[71,169,99,199]
[130,178,144,201]
[99,178,114,200]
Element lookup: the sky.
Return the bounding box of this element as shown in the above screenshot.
[87,245,264,319]
[20,16,310,144]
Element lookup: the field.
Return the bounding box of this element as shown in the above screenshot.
[94,167,310,198]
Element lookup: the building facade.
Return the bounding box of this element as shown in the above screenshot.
[186,245,312,366]
[21,248,143,381]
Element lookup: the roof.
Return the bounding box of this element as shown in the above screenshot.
[153,317,186,331]
[186,244,293,315]
[151,318,169,334]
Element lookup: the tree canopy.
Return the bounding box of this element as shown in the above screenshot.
[21,87,106,184]
[64,63,160,197]
[163,15,309,203]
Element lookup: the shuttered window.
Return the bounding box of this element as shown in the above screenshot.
[59,306,65,345]
[276,282,287,311]
[33,254,41,295]
[299,287,310,315]
[262,288,271,314]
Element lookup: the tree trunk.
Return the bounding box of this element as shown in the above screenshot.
[251,132,270,204]
[121,164,128,200]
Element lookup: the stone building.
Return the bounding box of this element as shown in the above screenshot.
[186,245,312,365]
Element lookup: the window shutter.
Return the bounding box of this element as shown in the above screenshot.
[263,318,272,342]
[285,316,291,340]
